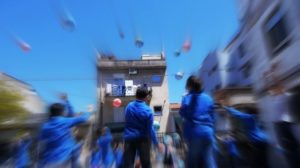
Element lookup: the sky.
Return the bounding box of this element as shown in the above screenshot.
[0,0,239,112]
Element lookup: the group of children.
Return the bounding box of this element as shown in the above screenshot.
[90,129,186,168]
[1,94,88,168]
[3,91,183,168]
[90,127,122,168]
[178,75,274,168]
[6,77,299,168]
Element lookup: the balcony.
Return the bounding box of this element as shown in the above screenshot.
[105,83,152,97]
[98,59,166,70]
[105,84,134,97]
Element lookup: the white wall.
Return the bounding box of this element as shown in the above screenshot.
[248,0,300,92]
[241,0,300,166]
[199,51,223,94]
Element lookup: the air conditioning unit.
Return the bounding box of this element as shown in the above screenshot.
[129,68,138,75]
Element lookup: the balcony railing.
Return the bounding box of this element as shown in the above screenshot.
[98,59,166,69]
[105,84,152,97]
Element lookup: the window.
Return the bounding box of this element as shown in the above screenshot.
[215,84,221,90]
[129,68,138,75]
[265,7,290,55]
[112,76,125,96]
[153,106,163,116]
[151,75,162,83]
[228,83,237,87]
[289,87,300,121]
[208,64,218,76]
[239,44,246,58]
[241,62,252,79]
[212,64,218,72]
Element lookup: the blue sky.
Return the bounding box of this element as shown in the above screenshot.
[0,0,239,112]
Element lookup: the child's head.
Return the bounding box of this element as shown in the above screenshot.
[237,105,259,116]
[49,103,65,117]
[135,87,150,100]
[100,127,111,136]
[186,75,202,92]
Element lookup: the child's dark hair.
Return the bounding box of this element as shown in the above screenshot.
[236,105,259,115]
[186,75,202,92]
[49,103,65,117]
[136,87,150,100]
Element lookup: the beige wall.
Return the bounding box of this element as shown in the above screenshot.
[98,67,174,132]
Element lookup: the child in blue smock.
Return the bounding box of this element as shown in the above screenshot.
[222,105,269,168]
[90,147,101,168]
[113,143,123,168]
[179,75,216,168]
[59,93,74,117]
[37,103,90,167]
[97,127,114,168]
[13,133,31,168]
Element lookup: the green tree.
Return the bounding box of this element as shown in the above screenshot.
[0,81,29,123]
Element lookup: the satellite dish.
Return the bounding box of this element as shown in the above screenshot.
[60,9,76,32]
[50,1,76,32]
[153,120,160,131]
[175,71,184,80]
[182,38,192,52]
[87,105,95,112]
[119,31,125,39]
[17,40,31,52]
[13,36,31,53]
[135,38,144,48]
[174,50,181,57]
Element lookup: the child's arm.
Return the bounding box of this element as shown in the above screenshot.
[179,97,189,120]
[149,113,159,146]
[64,100,75,117]
[223,106,252,119]
[68,112,91,127]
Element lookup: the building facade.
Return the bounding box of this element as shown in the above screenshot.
[234,0,300,119]
[199,40,253,94]
[199,0,300,167]
[0,72,46,144]
[234,0,300,167]
[0,72,46,115]
[97,54,174,133]
[199,50,225,94]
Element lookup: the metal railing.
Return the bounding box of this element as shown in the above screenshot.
[106,84,152,97]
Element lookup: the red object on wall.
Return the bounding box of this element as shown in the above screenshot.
[113,98,122,107]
